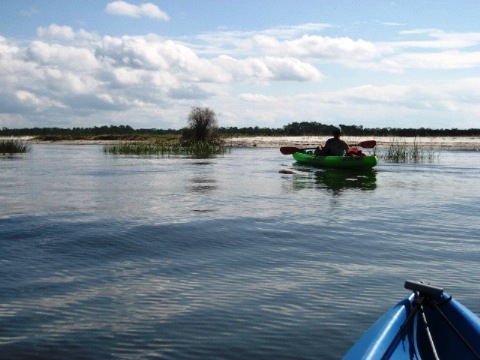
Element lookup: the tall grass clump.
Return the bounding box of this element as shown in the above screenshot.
[381,138,438,163]
[103,141,227,157]
[0,139,31,153]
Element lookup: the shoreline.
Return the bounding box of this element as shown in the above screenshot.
[225,136,480,151]
[2,136,480,150]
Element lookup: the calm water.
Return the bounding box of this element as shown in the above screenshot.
[1,144,479,359]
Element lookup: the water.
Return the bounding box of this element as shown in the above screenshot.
[1,144,479,359]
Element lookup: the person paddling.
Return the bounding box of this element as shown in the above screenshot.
[315,127,349,156]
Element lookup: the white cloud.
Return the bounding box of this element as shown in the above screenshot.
[2,21,480,129]
[37,24,99,42]
[240,94,278,102]
[37,24,75,40]
[214,55,322,82]
[0,36,19,57]
[383,50,480,71]
[16,90,43,106]
[94,34,321,85]
[253,34,380,61]
[398,29,480,49]
[98,35,171,70]
[261,56,323,81]
[97,35,230,84]
[192,24,332,57]
[25,41,99,71]
[15,90,66,110]
[105,1,169,21]
[258,23,331,39]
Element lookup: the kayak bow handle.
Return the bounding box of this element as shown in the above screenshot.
[405,280,444,297]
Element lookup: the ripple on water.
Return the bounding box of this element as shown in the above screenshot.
[1,147,480,359]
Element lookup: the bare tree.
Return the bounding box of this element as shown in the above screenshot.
[182,106,220,144]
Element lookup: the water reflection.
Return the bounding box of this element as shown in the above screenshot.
[188,161,218,193]
[189,176,218,193]
[0,154,28,160]
[291,167,377,193]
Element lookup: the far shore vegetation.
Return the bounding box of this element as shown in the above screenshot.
[2,121,479,140]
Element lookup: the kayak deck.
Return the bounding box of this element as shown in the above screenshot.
[292,150,377,169]
[344,281,480,359]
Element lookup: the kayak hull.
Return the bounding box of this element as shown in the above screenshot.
[344,283,480,359]
[292,151,377,169]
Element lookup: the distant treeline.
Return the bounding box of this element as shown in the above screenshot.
[0,125,173,137]
[1,122,479,138]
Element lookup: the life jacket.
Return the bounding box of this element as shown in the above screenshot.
[347,147,365,157]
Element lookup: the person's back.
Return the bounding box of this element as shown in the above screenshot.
[323,137,348,155]
[315,127,349,156]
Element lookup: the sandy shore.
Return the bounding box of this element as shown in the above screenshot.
[2,136,479,150]
[225,136,480,150]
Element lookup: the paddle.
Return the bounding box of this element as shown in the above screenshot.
[351,140,376,149]
[280,146,305,155]
[280,140,376,155]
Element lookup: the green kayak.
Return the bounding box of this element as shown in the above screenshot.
[293,150,378,169]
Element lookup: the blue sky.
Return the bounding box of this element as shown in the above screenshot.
[1,1,480,130]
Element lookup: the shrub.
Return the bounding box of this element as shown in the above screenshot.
[181,107,222,145]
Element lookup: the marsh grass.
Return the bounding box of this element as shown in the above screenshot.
[0,139,32,153]
[103,141,228,157]
[381,138,438,163]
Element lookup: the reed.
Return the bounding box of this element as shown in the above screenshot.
[103,141,228,156]
[381,138,438,163]
[0,139,32,153]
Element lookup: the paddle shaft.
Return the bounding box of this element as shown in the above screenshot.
[280,140,376,155]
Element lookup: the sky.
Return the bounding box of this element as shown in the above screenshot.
[1,1,480,130]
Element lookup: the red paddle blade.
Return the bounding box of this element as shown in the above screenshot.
[280,146,301,155]
[357,140,376,148]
